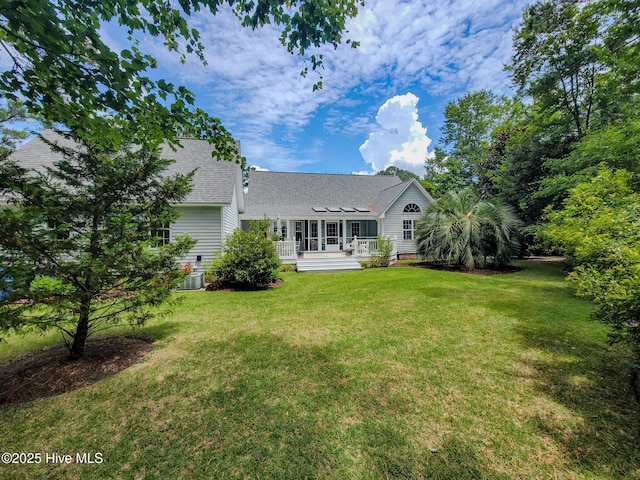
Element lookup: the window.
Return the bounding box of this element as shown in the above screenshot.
[273,222,287,239]
[403,203,421,213]
[403,220,415,240]
[350,222,360,238]
[295,221,303,241]
[152,223,170,247]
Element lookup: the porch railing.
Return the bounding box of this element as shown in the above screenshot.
[352,237,378,256]
[275,239,297,259]
[349,236,398,262]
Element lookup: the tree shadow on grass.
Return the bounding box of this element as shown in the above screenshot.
[172,333,508,479]
[514,322,640,478]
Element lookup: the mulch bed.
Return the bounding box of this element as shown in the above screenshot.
[392,262,523,275]
[0,335,154,405]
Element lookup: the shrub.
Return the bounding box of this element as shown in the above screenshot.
[544,167,640,357]
[375,235,394,267]
[213,219,281,289]
[416,188,522,270]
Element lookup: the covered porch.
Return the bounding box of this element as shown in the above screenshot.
[275,235,393,263]
[266,218,379,254]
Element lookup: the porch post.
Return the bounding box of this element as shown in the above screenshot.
[342,219,347,251]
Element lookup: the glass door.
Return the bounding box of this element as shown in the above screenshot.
[325,221,340,251]
[307,220,319,251]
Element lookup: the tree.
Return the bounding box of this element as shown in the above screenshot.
[544,167,640,361]
[415,188,522,270]
[376,166,419,182]
[0,1,362,358]
[423,146,468,196]
[1,0,362,154]
[0,131,196,358]
[509,0,603,139]
[440,90,512,190]
[0,99,29,160]
[500,0,640,222]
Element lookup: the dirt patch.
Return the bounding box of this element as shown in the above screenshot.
[205,278,284,292]
[392,262,523,275]
[0,335,154,405]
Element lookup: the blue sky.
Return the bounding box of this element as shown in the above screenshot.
[112,0,533,176]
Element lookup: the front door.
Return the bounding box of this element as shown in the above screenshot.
[325,221,340,251]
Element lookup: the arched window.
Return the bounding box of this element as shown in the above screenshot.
[403,203,421,213]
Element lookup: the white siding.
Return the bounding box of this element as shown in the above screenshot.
[222,185,239,241]
[382,184,430,254]
[172,206,222,266]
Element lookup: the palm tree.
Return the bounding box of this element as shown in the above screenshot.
[416,189,522,270]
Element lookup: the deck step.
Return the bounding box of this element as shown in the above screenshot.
[296,256,362,272]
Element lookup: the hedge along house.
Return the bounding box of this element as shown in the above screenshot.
[239,171,434,269]
[2,130,245,273]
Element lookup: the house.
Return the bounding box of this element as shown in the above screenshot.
[240,171,433,266]
[3,132,432,272]
[1,130,244,272]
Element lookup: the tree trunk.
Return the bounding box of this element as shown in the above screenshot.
[70,303,90,359]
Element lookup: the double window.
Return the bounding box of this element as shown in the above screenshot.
[403,220,415,240]
[152,223,171,247]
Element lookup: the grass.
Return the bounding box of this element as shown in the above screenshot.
[1,261,639,479]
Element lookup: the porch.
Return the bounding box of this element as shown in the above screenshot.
[275,237,398,272]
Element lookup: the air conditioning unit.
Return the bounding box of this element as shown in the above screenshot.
[178,272,205,290]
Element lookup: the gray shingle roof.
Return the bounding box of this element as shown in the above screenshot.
[3,130,241,205]
[241,171,405,218]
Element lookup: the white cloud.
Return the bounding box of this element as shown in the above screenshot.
[358,93,434,176]
[134,0,533,170]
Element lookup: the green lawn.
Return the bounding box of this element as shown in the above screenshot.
[1,261,639,479]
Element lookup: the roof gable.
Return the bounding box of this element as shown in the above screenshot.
[4,130,242,206]
[375,179,434,215]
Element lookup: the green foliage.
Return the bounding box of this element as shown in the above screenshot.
[0,131,195,357]
[376,166,419,182]
[0,99,29,160]
[473,0,640,238]
[424,146,469,196]
[29,275,75,299]
[416,189,522,270]
[0,0,362,158]
[374,235,394,267]
[544,167,640,353]
[278,263,295,273]
[508,0,602,138]
[359,258,380,269]
[213,220,281,289]
[442,91,511,170]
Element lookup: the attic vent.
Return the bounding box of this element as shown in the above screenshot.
[326,207,341,212]
[355,207,370,212]
[340,207,356,212]
[312,207,327,212]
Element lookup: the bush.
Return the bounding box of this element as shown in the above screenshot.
[544,167,640,358]
[278,263,295,272]
[360,257,381,269]
[375,235,394,267]
[213,219,281,289]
